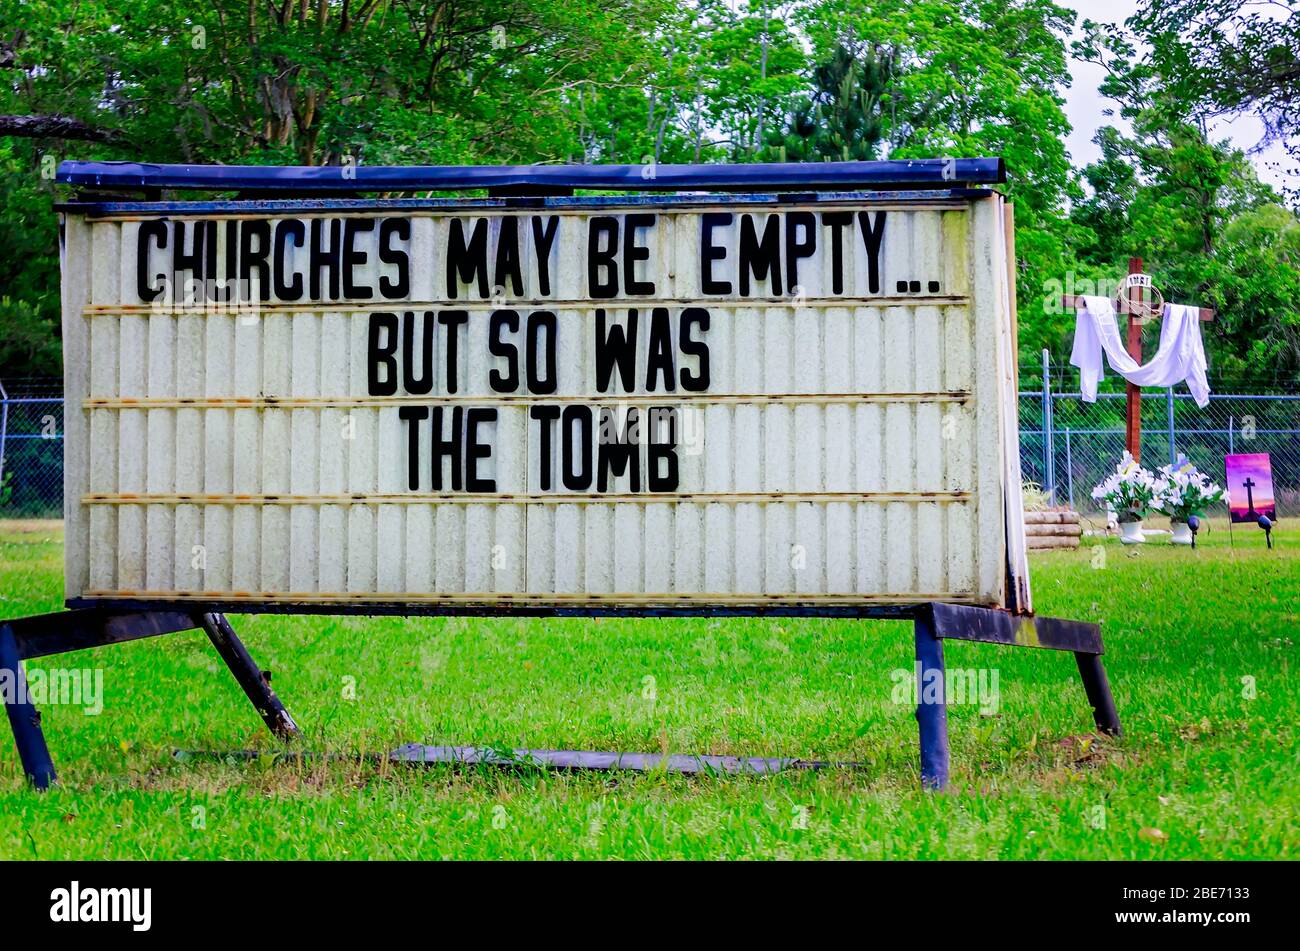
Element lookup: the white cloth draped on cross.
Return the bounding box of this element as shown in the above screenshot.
[1069,296,1211,408]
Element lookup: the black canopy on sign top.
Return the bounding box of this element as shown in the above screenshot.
[55,157,1006,193]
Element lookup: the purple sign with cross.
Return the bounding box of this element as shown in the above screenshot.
[1225,453,1277,523]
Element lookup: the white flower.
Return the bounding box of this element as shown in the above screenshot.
[1149,459,1227,516]
[1091,454,1160,516]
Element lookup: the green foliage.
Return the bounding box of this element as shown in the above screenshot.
[569,1,808,165]
[0,0,681,376]
[791,0,1080,361]
[1071,16,1300,387]
[1213,204,1300,383]
[773,41,896,162]
[0,0,1293,384]
[0,296,61,377]
[2,0,674,166]
[0,142,61,377]
[1133,0,1300,174]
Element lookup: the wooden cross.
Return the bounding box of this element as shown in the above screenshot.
[1061,257,1215,463]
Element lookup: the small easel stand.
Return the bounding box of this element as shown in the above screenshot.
[2,601,1121,792]
[1062,256,1215,463]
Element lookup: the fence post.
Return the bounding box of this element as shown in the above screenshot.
[1228,415,1234,454]
[1166,387,1176,465]
[1064,426,1074,511]
[1042,350,1055,504]
[0,377,9,492]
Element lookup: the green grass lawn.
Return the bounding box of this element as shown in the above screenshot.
[0,517,1295,860]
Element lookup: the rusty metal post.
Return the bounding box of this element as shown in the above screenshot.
[197,613,300,740]
[1042,349,1055,503]
[0,623,57,789]
[914,608,950,791]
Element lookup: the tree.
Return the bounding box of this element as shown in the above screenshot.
[1133,0,1300,174]
[0,0,674,378]
[700,1,806,162]
[1072,18,1296,387]
[786,0,1079,360]
[1072,127,1139,267]
[1213,203,1300,385]
[774,40,896,162]
[0,0,1291,384]
[0,0,672,167]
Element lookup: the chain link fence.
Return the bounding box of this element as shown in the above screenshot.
[0,380,64,518]
[1020,353,1300,517]
[2,375,1296,521]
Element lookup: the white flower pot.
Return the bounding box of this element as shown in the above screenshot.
[1119,520,1145,545]
[1170,519,1193,545]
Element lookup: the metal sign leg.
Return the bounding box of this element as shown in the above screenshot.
[2,602,1114,793]
[0,623,57,790]
[914,611,951,791]
[1,608,301,788]
[1074,652,1122,737]
[196,613,301,740]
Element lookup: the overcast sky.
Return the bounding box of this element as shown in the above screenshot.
[1063,0,1293,192]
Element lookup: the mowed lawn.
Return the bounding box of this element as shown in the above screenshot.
[0,518,1294,860]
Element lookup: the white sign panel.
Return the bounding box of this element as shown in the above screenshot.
[60,194,1029,612]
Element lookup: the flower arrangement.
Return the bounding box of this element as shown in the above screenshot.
[1091,452,1158,522]
[1153,458,1228,522]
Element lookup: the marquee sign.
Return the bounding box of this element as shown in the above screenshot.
[59,188,1030,613]
[61,192,1029,613]
[0,160,1122,796]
